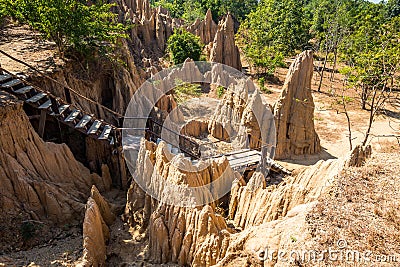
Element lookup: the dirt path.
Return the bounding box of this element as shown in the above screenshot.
[0,24,63,74]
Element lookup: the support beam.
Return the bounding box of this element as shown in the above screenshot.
[38,109,47,138]
[64,87,72,104]
[28,115,41,120]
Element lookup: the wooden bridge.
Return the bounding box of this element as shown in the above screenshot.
[0,52,290,178]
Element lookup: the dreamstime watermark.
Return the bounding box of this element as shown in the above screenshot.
[122,61,276,207]
[255,239,399,264]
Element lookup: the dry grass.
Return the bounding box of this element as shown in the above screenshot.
[306,152,400,266]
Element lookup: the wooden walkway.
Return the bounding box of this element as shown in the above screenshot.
[207,149,291,175]
[222,149,262,171]
[1,65,290,176]
[0,69,118,145]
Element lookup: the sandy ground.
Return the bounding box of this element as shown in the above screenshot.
[0,24,63,74]
[0,234,82,267]
[260,65,400,169]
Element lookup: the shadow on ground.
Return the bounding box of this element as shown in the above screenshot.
[278,147,337,167]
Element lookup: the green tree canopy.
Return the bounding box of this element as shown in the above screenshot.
[340,4,399,109]
[237,0,309,74]
[167,29,203,64]
[2,0,127,57]
[151,0,257,22]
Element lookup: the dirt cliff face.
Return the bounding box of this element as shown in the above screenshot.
[274,50,321,159]
[121,136,340,266]
[120,133,377,266]
[29,52,139,125]
[228,157,345,230]
[124,139,239,266]
[0,92,111,250]
[209,77,275,151]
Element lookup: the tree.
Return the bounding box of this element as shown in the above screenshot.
[202,0,258,21]
[167,29,203,64]
[306,0,366,91]
[339,2,391,110]
[3,0,127,57]
[0,1,7,22]
[181,1,205,22]
[237,0,309,74]
[342,16,400,145]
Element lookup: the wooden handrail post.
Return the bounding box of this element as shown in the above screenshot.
[38,109,47,138]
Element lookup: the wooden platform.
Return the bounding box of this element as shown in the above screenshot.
[212,149,262,171]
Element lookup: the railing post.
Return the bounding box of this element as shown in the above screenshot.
[38,109,47,138]
[64,87,72,104]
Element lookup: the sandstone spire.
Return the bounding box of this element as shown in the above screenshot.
[187,9,218,45]
[273,50,321,159]
[209,14,242,70]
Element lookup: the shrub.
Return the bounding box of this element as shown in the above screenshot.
[20,221,37,241]
[217,86,225,98]
[167,29,203,65]
[173,79,202,102]
[258,77,272,94]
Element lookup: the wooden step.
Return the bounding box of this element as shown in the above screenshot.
[75,115,92,129]
[58,104,70,115]
[98,125,112,140]
[27,92,47,103]
[1,78,22,88]
[50,104,70,115]
[64,109,81,122]
[87,120,102,135]
[14,86,34,94]
[0,74,12,83]
[38,99,52,109]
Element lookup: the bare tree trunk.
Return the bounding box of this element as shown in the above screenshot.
[342,91,353,151]
[330,47,338,82]
[318,48,329,92]
[362,87,377,146]
[361,85,368,110]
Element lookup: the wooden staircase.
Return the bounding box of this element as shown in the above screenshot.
[0,69,118,145]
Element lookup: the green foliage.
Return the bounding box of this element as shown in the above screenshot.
[205,0,258,21]
[181,1,205,22]
[387,0,400,18]
[151,0,257,22]
[167,29,203,64]
[217,86,225,98]
[336,95,354,105]
[340,7,400,109]
[237,0,308,74]
[258,77,272,94]
[3,0,127,57]
[0,0,11,24]
[173,79,202,102]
